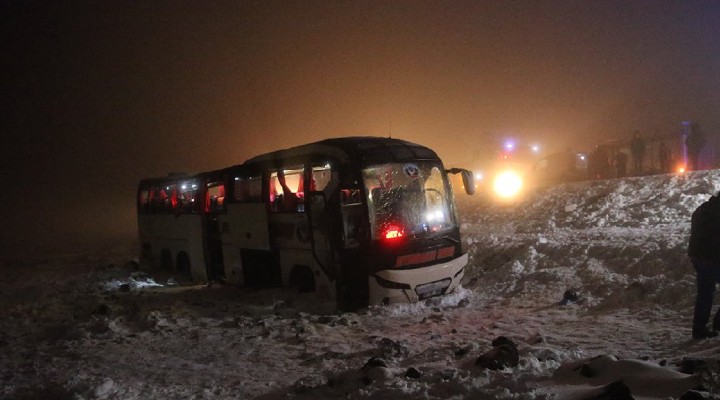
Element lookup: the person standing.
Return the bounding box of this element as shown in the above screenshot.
[614,150,628,178]
[630,131,646,174]
[686,123,706,171]
[587,145,612,179]
[689,192,720,339]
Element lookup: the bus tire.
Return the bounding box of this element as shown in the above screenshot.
[336,275,368,312]
[288,266,315,293]
[336,282,364,312]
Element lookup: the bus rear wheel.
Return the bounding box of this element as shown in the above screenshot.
[288,266,315,293]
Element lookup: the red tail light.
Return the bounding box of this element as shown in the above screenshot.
[383,224,405,240]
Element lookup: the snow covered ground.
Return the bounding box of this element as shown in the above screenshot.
[4,170,720,399]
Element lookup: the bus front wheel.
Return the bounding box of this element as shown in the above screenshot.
[336,274,368,312]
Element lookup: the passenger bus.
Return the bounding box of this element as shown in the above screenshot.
[137,137,474,310]
[136,171,227,281]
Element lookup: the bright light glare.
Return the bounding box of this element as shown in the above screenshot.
[505,142,514,151]
[475,173,483,181]
[493,171,523,199]
[532,145,540,153]
[426,210,444,222]
[384,227,404,239]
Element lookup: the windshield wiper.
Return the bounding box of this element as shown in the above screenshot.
[430,234,459,244]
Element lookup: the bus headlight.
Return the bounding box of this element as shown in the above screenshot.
[493,170,523,199]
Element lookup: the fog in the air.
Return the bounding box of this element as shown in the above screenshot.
[3,1,720,257]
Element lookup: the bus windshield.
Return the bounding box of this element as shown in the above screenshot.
[363,162,455,240]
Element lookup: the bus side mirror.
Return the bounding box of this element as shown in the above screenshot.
[446,168,475,195]
[461,170,475,195]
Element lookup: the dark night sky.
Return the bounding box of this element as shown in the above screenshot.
[3,1,720,255]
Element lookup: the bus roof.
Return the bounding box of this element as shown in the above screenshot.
[244,136,439,166]
[138,172,195,187]
[139,137,443,185]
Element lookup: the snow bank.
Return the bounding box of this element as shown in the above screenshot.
[4,170,720,399]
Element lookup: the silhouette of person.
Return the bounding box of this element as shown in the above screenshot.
[614,150,628,178]
[689,192,720,338]
[630,131,646,174]
[587,146,612,179]
[686,123,706,171]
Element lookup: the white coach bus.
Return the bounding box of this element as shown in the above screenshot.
[137,137,474,310]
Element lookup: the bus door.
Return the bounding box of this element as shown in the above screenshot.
[221,174,270,285]
[264,166,312,288]
[202,180,226,282]
[334,185,370,310]
[307,164,337,277]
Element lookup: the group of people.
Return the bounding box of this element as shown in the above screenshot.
[586,125,707,180]
[640,124,707,173]
[586,132,652,180]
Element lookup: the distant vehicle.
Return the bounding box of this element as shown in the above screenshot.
[586,144,619,180]
[471,141,543,202]
[471,143,588,201]
[137,137,475,310]
[528,151,587,188]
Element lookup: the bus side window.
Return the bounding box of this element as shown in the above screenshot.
[149,188,160,213]
[312,164,332,191]
[269,166,304,213]
[170,185,178,213]
[205,183,226,213]
[341,188,363,247]
[234,176,262,202]
[159,184,177,214]
[140,183,182,214]
[153,188,165,213]
[178,181,200,214]
[138,188,151,213]
[341,188,361,205]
